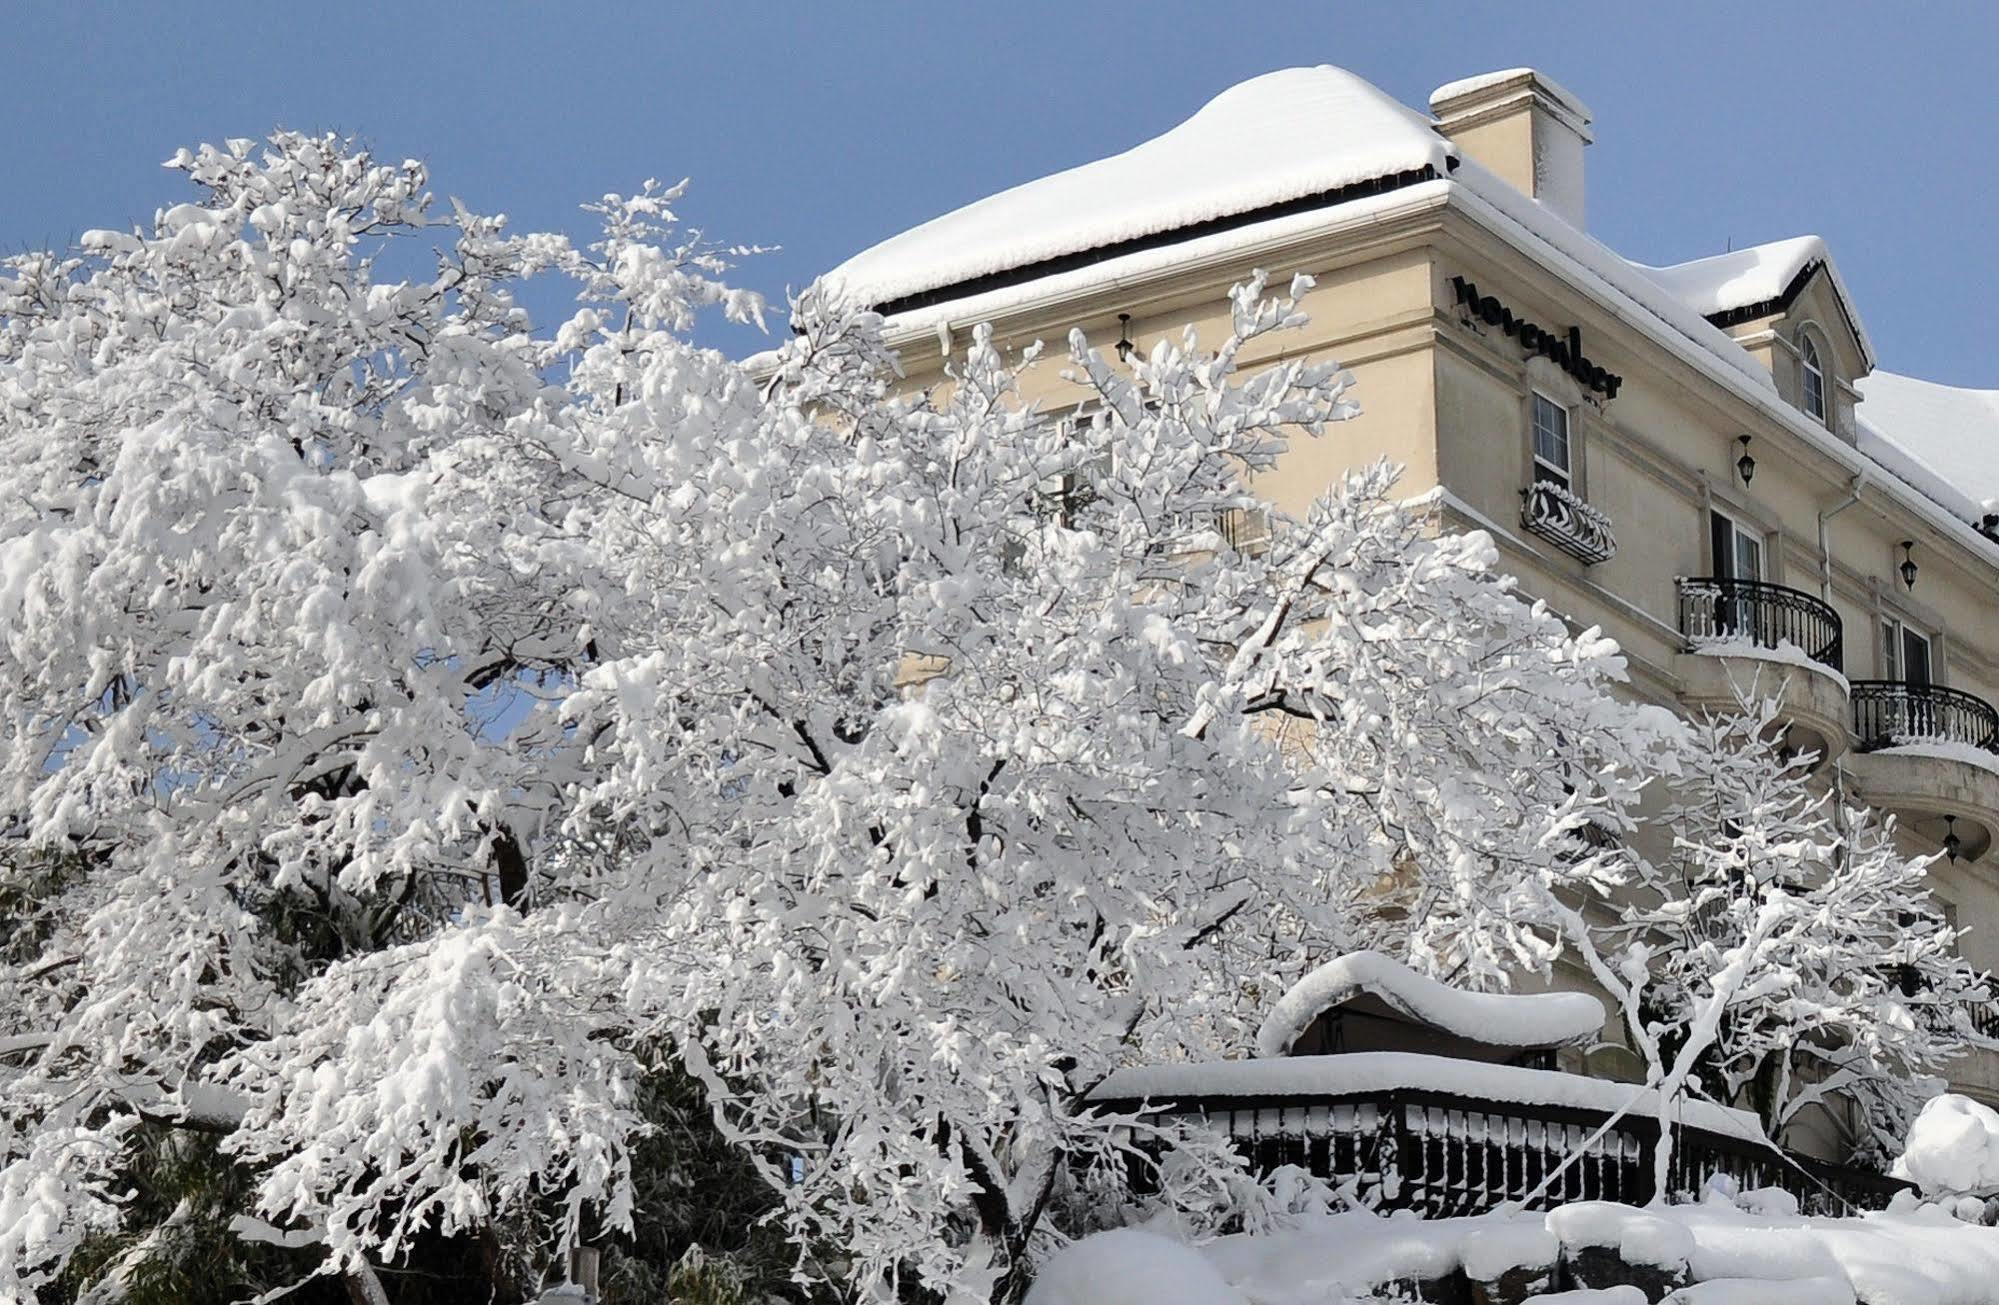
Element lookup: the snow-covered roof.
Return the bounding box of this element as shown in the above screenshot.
[1090,1050,1761,1138]
[1254,950,1604,1058]
[1858,371,1999,519]
[821,66,1455,310]
[810,64,1999,582]
[1635,236,1876,369]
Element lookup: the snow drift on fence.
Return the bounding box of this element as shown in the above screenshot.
[1253,950,1606,1058]
[1090,1050,1763,1139]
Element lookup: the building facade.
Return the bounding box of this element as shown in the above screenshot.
[817,65,1999,1135]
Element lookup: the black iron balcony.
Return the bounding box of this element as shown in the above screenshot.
[1850,680,1999,754]
[1521,481,1616,564]
[1094,1065,1909,1216]
[1676,577,1843,673]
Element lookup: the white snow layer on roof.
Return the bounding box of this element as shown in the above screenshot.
[1441,155,1775,394]
[1430,67,1592,120]
[821,65,1454,308]
[1634,235,1877,369]
[1858,371,1999,517]
[1634,236,1826,318]
[1089,1050,1760,1138]
[1253,950,1604,1057]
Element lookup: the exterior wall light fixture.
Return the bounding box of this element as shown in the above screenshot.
[1899,540,1919,591]
[1115,313,1136,363]
[1945,814,1962,863]
[1735,435,1756,486]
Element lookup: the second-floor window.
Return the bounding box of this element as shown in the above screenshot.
[1882,617,1933,687]
[1531,393,1572,490]
[1801,336,1827,424]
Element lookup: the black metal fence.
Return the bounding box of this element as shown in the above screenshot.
[1676,577,1843,672]
[1098,1085,1909,1218]
[1850,679,1999,753]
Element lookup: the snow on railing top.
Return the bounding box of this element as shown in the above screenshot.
[1088,1049,1759,1138]
[1253,950,1605,1059]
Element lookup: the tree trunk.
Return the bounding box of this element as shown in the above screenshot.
[343,1261,392,1305]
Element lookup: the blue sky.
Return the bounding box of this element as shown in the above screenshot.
[6,3,1994,383]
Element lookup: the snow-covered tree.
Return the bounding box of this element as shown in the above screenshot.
[0,129,1738,1302]
[0,132,760,1301]
[1545,697,1992,1184]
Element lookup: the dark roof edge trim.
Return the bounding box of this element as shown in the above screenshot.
[870,163,1446,319]
[1703,259,1823,332]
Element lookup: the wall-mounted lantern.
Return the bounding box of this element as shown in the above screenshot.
[1115,313,1136,363]
[1899,540,1919,592]
[1734,435,1756,486]
[1945,814,1962,864]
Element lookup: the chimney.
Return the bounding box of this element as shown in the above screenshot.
[1430,69,1593,228]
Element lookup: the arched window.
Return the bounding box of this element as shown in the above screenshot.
[1801,334,1827,423]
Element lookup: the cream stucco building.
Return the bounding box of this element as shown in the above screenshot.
[816,65,1999,1142]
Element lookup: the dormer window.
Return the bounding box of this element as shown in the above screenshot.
[1801,335,1827,424]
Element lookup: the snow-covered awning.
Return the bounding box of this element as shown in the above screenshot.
[1254,950,1604,1060]
[821,65,1455,312]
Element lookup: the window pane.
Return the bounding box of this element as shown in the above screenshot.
[1802,339,1826,420]
[1905,630,1932,687]
[1735,533,1762,582]
[1531,395,1569,480]
[1882,620,1900,680]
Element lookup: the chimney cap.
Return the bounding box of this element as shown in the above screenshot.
[1430,68,1592,140]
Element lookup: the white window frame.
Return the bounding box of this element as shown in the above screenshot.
[1530,391,1573,491]
[1800,334,1827,425]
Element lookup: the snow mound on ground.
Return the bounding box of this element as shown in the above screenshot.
[1895,1093,1999,1197]
[1254,950,1605,1057]
[1076,1201,1999,1305]
[1461,1223,1559,1278]
[1547,1202,1693,1269]
[1025,1229,1246,1305]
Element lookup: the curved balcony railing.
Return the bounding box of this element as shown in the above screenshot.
[1850,680,1999,754]
[1676,577,1843,673]
[1095,1073,1909,1216]
[1521,481,1616,564]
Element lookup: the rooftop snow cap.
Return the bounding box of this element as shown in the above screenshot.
[1431,69,1593,229]
[822,65,1455,314]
